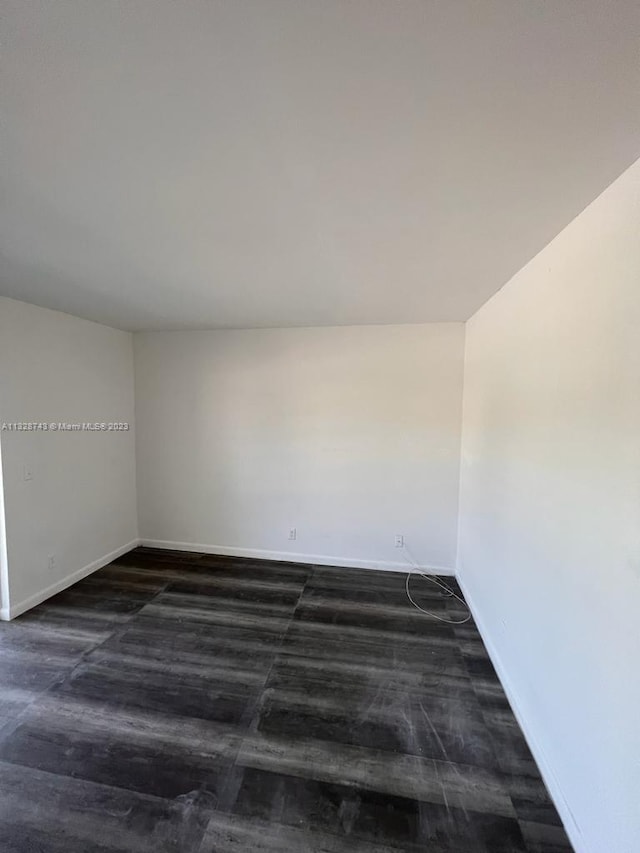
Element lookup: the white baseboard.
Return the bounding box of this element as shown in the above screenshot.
[0,539,140,621]
[456,572,586,853]
[0,537,454,621]
[138,538,455,576]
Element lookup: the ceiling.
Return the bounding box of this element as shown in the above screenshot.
[1,1,639,331]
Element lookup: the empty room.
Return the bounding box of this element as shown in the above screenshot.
[0,2,638,852]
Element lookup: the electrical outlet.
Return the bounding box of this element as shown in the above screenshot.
[47,555,56,571]
[395,534,404,548]
[288,528,297,541]
[23,464,33,481]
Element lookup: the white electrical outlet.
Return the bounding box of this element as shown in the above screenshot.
[395,534,404,548]
[288,528,297,541]
[47,555,56,571]
[23,464,33,481]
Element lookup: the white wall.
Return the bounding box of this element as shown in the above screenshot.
[0,297,138,618]
[135,324,464,572]
[458,159,640,853]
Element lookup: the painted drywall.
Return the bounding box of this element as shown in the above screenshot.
[3,2,640,330]
[0,296,138,617]
[458,158,640,853]
[135,324,464,571]
[0,437,9,616]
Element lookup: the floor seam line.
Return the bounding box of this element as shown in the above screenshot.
[209,565,313,816]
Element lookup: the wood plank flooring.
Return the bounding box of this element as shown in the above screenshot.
[0,547,572,852]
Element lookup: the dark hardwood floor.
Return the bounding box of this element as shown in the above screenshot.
[0,547,572,852]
